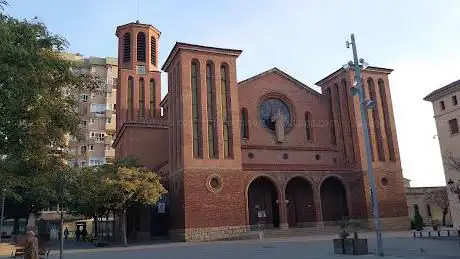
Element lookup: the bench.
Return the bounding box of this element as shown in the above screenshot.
[10,247,24,258]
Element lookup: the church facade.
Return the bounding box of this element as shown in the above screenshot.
[112,21,408,241]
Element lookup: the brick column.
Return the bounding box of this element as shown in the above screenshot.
[278,190,289,229]
[314,188,324,228]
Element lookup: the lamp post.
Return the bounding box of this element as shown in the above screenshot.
[345,33,384,257]
[0,188,5,243]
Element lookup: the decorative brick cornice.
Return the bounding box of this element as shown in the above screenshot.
[241,144,339,152]
[242,163,354,171]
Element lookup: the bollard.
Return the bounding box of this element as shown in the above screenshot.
[458,230,460,237]
[413,232,416,238]
[258,230,264,240]
[438,231,441,237]
[419,232,422,238]
[448,230,450,236]
[428,232,431,237]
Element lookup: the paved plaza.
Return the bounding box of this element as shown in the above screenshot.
[29,232,459,259]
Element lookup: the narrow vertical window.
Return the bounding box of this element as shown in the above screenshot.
[453,96,458,106]
[123,33,131,62]
[206,62,218,158]
[127,76,134,119]
[368,79,385,161]
[305,111,312,142]
[150,79,156,117]
[378,79,396,161]
[139,78,145,118]
[150,37,156,66]
[363,80,375,161]
[325,88,336,145]
[342,79,355,162]
[241,108,249,140]
[335,83,347,160]
[221,64,233,158]
[440,101,446,110]
[137,32,146,62]
[191,61,202,158]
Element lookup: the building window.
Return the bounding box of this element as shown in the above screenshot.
[128,76,134,119]
[137,32,146,62]
[449,118,459,135]
[378,79,396,161]
[123,32,131,62]
[90,118,95,124]
[150,37,156,66]
[81,120,87,127]
[241,108,249,140]
[191,60,202,158]
[368,79,385,161]
[150,79,156,117]
[89,145,94,151]
[139,78,145,118]
[80,94,88,102]
[80,146,87,153]
[325,88,337,145]
[206,62,218,158]
[221,64,233,158]
[426,204,432,217]
[113,104,116,110]
[342,79,355,162]
[440,101,445,110]
[305,111,312,142]
[106,117,111,124]
[453,96,458,106]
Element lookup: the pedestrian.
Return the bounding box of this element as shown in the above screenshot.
[64,227,69,241]
[81,227,88,242]
[24,230,39,259]
[75,228,81,242]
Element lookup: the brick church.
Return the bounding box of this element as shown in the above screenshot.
[112,21,408,241]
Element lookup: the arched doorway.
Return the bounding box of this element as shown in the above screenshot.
[247,177,280,229]
[285,177,316,227]
[320,177,349,222]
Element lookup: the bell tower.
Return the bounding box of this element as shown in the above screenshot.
[115,21,162,131]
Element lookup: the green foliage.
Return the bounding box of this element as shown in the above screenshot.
[0,11,98,220]
[413,207,424,231]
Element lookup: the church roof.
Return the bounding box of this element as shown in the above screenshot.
[162,42,242,71]
[423,79,460,102]
[238,67,322,97]
[115,21,161,37]
[315,65,393,86]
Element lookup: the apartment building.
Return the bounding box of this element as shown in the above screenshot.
[62,53,118,167]
[424,79,460,228]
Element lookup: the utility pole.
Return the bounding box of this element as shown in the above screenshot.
[0,188,5,243]
[347,33,384,257]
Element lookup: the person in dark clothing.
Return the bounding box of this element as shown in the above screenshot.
[75,228,81,242]
[64,227,69,240]
[81,227,88,242]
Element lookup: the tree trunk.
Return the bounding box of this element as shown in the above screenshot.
[93,215,98,238]
[442,208,448,226]
[122,209,128,246]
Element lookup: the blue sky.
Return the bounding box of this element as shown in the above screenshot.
[6,0,460,186]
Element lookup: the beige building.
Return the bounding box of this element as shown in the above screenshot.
[62,53,118,167]
[424,79,460,228]
[404,179,452,227]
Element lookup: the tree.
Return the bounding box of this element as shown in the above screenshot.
[104,166,167,246]
[425,189,449,226]
[0,7,98,222]
[413,205,424,231]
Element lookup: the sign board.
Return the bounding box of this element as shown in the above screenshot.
[136,65,146,75]
[158,202,166,214]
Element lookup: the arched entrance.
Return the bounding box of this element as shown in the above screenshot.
[320,177,349,222]
[285,177,316,227]
[247,177,280,229]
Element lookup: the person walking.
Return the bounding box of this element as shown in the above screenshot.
[81,227,88,242]
[64,227,69,241]
[75,228,81,242]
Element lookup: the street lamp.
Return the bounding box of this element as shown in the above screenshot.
[345,33,384,257]
[0,188,5,243]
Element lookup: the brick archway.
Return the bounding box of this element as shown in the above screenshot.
[247,176,280,229]
[320,176,349,223]
[285,176,316,227]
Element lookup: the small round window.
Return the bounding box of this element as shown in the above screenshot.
[206,174,223,193]
[381,177,388,186]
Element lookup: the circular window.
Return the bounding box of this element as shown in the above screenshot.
[259,98,292,131]
[282,153,288,160]
[206,174,223,193]
[248,152,255,159]
[381,177,388,186]
[315,154,321,160]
